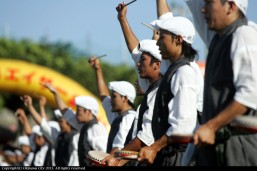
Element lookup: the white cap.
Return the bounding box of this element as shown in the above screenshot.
[155,16,195,44]
[4,150,16,156]
[75,96,99,116]
[63,110,80,130]
[54,109,62,120]
[48,120,60,132]
[228,0,248,16]
[150,12,174,30]
[32,125,43,136]
[18,135,30,146]
[138,39,162,61]
[108,81,136,103]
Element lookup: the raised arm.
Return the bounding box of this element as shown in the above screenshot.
[39,95,48,120]
[15,108,32,135]
[116,2,139,53]
[21,95,57,145]
[40,82,68,113]
[21,95,43,125]
[156,0,171,17]
[88,57,109,101]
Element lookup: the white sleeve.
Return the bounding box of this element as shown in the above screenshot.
[185,0,215,47]
[87,123,108,152]
[112,112,136,149]
[102,96,118,125]
[166,66,198,135]
[132,105,140,139]
[137,88,158,146]
[190,62,204,113]
[231,26,257,110]
[40,118,57,145]
[68,133,80,166]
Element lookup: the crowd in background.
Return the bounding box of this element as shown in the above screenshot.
[1,0,257,167]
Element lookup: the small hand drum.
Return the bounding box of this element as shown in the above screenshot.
[168,133,194,144]
[86,150,109,166]
[114,150,139,160]
[230,116,257,133]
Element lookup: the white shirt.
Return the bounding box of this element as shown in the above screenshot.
[186,0,257,110]
[31,143,55,166]
[131,48,158,145]
[40,118,80,166]
[64,108,108,153]
[166,65,199,135]
[102,96,136,149]
[87,121,108,152]
[23,152,34,166]
[132,45,203,141]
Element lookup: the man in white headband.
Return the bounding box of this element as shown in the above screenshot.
[36,106,81,167]
[41,82,108,166]
[88,57,136,156]
[0,145,17,166]
[17,135,34,166]
[186,0,257,166]
[101,1,164,166]
[134,0,203,167]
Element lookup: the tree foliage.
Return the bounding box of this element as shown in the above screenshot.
[0,38,141,112]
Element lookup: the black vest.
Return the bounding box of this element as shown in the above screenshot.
[152,58,190,140]
[202,18,250,123]
[31,144,53,166]
[106,110,135,153]
[137,76,162,133]
[78,118,98,166]
[55,129,78,166]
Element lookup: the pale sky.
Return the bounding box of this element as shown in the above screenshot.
[0,0,256,66]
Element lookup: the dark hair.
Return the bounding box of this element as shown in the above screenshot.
[119,94,135,109]
[128,101,135,109]
[181,41,199,62]
[150,55,161,65]
[142,52,161,65]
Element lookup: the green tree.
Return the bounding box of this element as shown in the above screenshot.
[0,38,140,112]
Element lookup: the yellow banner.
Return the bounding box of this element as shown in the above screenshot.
[0,58,110,131]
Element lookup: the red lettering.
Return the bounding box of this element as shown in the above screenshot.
[39,77,53,89]
[6,68,19,81]
[23,72,36,85]
[68,95,76,108]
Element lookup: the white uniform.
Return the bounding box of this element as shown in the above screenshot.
[40,118,80,166]
[186,0,257,111]
[102,96,136,150]
[64,108,108,152]
[132,45,203,142]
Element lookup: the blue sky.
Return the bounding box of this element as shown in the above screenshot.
[0,0,256,66]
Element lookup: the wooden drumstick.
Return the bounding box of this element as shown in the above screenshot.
[141,22,156,31]
[124,0,137,7]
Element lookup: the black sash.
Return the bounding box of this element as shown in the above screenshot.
[78,118,98,166]
[137,76,162,133]
[152,58,191,140]
[55,129,77,166]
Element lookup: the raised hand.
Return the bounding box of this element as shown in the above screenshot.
[88,56,101,70]
[40,82,57,94]
[20,95,33,108]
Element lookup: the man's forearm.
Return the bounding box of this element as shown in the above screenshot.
[205,100,248,132]
[122,137,144,151]
[156,0,171,17]
[119,16,139,53]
